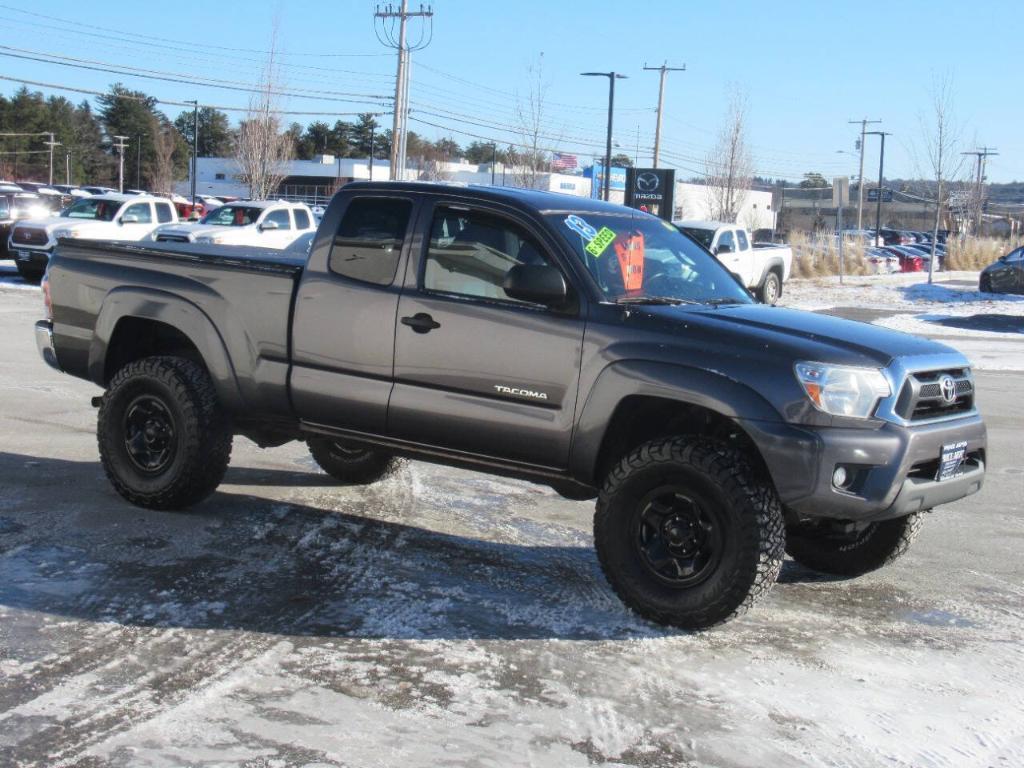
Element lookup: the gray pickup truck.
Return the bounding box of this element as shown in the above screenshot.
[35,182,986,629]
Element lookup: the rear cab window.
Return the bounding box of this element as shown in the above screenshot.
[736,229,749,250]
[155,202,174,223]
[328,197,412,286]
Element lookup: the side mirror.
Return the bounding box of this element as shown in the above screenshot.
[120,213,140,224]
[716,243,733,255]
[259,220,280,231]
[503,264,567,306]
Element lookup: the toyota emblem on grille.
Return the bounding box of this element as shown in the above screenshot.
[939,375,957,404]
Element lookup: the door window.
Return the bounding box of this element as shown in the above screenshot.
[328,197,412,285]
[294,208,312,230]
[1005,247,1024,263]
[264,209,292,230]
[735,229,750,250]
[155,203,174,223]
[717,230,735,252]
[423,208,554,304]
[122,203,152,224]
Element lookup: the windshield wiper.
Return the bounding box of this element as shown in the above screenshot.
[614,295,700,306]
[703,297,745,306]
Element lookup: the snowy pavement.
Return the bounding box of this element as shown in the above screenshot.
[1,280,1023,767]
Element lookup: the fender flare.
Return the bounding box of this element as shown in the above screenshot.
[569,360,781,484]
[89,286,244,411]
[755,256,786,289]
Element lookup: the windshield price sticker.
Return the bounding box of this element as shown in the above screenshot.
[614,232,645,291]
[585,227,617,257]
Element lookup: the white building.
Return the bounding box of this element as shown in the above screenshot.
[178,157,775,231]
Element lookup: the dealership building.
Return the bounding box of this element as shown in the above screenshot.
[177,156,775,229]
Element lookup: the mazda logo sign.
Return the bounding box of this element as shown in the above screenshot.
[636,172,660,193]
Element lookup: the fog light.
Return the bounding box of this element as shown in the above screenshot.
[832,466,849,489]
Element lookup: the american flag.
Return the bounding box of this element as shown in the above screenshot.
[551,152,578,171]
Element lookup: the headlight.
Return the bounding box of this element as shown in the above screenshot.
[794,362,891,419]
[53,228,81,239]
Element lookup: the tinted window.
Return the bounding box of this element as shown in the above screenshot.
[294,209,312,230]
[679,226,714,249]
[202,205,261,226]
[328,197,411,285]
[424,208,554,304]
[122,203,152,224]
[1006,248,1024,263]
[62,198,119,221]
[718,230,735,251]
[0,197,9,219]
[265,209,292,230]
[736,229,749,250]
[155,203,174,223]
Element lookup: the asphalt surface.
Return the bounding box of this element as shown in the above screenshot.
[1,273,1023,767]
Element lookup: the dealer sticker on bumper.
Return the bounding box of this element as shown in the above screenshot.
[16,250,31,261]
[938,441,968,481]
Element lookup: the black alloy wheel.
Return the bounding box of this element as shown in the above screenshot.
[634,486,723,588]
[123,395,178,474]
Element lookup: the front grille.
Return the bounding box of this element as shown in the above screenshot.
[155,234,190,243]
[895,368,975,421]
[12,227,48,246]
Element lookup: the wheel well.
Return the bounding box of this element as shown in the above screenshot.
[595,396,771,483]
[104,317,205,384]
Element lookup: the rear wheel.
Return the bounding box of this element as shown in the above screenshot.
[979,274,993,294]
[758,271,781,305]
[594,437,784,629]
[308,437,403,485]
[97,356,232,510]
[785,513,923,577]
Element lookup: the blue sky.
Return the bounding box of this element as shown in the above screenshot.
[0,0,1019,182]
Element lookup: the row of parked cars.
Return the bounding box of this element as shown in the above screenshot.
[2,182,318,282]
[835,228,948,274]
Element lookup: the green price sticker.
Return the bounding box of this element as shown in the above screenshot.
[585,227,616,257]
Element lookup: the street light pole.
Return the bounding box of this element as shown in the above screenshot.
[189,100,199,204]
[135,134,145,190]
[491,143,496,186]
[581,71,628,201]
[45,132,62,186]
[866,131,891,245]
[113,135,129,193]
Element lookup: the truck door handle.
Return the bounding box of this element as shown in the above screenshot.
[401,313,441,333]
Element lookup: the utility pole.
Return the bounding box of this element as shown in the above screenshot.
[490,143,497,186]
[848,118,881,230]
[866,131,890,245]
[44,132,62,186]
[961,147,998,234]
[65,152,71,185]
[113,135,129,193]
[135,133,146,190]
[189,100,199,204]
[375,2,434,181]
[369,124,375,181]
[582,71,628,201]
[644,61,685,168]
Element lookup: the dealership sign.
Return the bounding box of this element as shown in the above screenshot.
[625,168,676,220]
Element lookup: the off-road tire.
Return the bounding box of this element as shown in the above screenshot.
[594,437,785,630]
[785,513,923,577]
[15,261,43,284]
[758,271,782,305]
[97,356,232,510]
[308,437,403,485]
[979,275,992,294]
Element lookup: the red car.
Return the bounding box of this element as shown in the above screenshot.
[881,246,922,272]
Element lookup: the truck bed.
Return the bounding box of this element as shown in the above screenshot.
[46,239,306,418]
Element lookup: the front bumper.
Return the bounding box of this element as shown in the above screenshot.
[742,414,986,522]
[35,320,61,372]
[10,245,52,269]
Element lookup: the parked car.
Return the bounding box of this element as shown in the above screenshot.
[878,228,915,246]
[1,193,55,257]
[37,181,986,630]
[979,247,1024,294]
[880,246,923,273]
[79,185,118,196]
[674,220,792,304]
[865,247,900,274]
[8,193,178,282]
[153,200,316,249]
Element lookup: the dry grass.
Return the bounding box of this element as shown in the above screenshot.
[945,237,1021,271]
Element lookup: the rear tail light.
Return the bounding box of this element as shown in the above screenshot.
[42,272,53,321]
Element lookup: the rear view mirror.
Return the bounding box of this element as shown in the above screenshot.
[503,264,567,306]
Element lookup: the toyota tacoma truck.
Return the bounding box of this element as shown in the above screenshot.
[674,220,792,305]
[35,182,986,629]
[9,193,178,283]
[152,200,316,249]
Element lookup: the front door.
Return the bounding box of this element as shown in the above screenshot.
[389,201,585,468]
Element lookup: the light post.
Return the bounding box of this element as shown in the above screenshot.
[866,131,891,245]
[136,132,146,190]
[113,135,129,193]
[581,71,627,201]
[490,142,497,186]
[188,100,199,204]
[64,152,71,185]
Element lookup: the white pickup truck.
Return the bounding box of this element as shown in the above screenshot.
[674,221,792,305]
[152,200,316,249]
[8,193,178,283]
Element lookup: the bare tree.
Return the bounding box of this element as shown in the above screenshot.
[149,117,178,196]
[917,73,964,283]
[704,89,754,222]
[511,53,551,189]
[235,31,293,200]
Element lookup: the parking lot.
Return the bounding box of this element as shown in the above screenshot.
[1,265,1023,767]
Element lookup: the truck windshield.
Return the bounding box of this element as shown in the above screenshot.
[547,210,752,305]
[677,226,715,250]
[61,198,119,221]
[201,205,263,226]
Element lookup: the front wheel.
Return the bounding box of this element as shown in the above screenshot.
[594,437,785,630]
[15,260,44,284]
[758,271,782,305]
[97,356,232,510]
[785,513,923,577]
[308,437,403,485]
